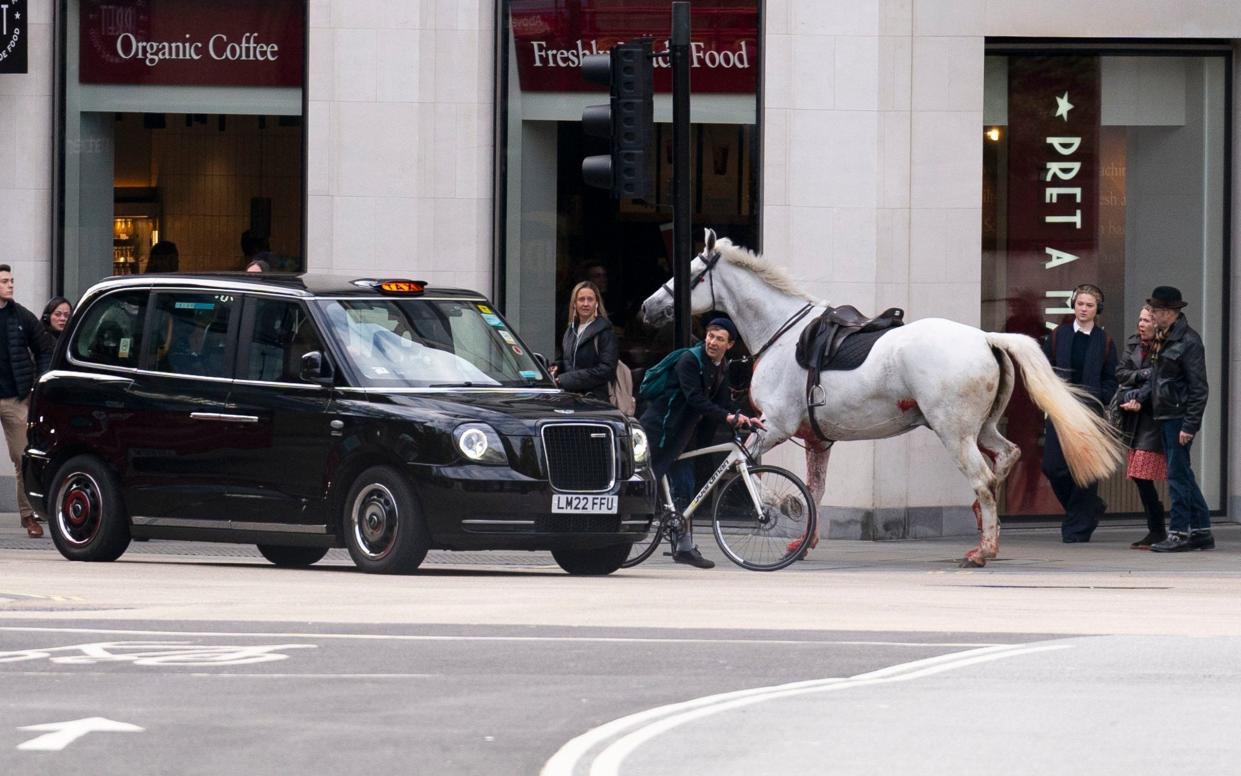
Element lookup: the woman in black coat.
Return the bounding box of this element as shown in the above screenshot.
[1042,284,1117,543]
[1116,305,1167,549]
[41,296,72,342]
[552,281,618,403]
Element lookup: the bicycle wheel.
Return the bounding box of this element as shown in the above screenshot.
[621,514,665,568]
[712,465,816,571]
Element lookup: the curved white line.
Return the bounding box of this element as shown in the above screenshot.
[542,643,1070,776]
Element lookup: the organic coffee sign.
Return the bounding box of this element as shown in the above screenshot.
[79,0,304,87]
[0,0,28,74]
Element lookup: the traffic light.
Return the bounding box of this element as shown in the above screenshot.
[581,39,654,201]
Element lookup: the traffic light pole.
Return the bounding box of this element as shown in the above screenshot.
[671,2,691,350]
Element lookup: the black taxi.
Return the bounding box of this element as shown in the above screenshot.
[22,274,655,574]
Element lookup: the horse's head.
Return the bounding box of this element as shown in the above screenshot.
[641,228,728,326]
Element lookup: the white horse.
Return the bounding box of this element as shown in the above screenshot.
[640,232,1123,567]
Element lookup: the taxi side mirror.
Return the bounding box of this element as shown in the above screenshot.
[299,351,335,385]
[533,353,549,370]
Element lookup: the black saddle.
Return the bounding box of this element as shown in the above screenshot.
[796,304,905,441]
[795,305,904,371]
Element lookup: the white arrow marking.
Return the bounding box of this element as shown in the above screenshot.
[17,717,144,752]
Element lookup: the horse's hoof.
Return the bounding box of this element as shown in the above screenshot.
[959,552,986,568]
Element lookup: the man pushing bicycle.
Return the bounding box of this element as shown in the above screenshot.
[638,317,764,569]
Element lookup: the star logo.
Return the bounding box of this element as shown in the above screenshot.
[1054,91,1074,122]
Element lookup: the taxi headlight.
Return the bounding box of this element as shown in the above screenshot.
[453,424,507,465]
[629,424,649,466]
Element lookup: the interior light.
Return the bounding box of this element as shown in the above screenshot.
[986,127,1001,142]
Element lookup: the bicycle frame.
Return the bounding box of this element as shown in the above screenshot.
[658,432,765,522]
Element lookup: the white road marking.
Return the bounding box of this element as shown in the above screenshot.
[0,625,1005,649]
[542,642,1071,776]
[17,717,144,752]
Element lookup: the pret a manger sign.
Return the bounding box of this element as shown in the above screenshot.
[1004,57,1100,331]
[80,0,304,87]
[0,0,28,74]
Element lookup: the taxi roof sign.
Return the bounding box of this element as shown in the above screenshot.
[357,279,427,295]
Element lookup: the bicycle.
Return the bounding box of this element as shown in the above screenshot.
[623,427,817,571]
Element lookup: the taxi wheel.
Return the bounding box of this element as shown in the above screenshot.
[256,545,329,568]
[342,466,429,574]
[48,455,131,563]
[551,543,632,576]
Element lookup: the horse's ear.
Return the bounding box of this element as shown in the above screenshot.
[704,228,717,251]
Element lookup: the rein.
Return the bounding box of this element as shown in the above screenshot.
[750,302,816,362]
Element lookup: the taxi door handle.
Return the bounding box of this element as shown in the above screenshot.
[190,412,261,424]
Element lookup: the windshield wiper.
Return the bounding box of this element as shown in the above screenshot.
[428,382,478,388]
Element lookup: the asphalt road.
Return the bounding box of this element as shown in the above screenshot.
[2,525,1239,774]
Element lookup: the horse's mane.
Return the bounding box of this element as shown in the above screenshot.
[714,239,815,302]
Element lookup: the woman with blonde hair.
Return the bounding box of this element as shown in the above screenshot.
[551,280,618,402]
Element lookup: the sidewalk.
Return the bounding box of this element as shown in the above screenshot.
[3,511,1237,574]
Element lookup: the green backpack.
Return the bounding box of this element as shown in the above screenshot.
[638,344,704,403]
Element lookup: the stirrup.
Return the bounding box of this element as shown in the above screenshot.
[808,385,826,408]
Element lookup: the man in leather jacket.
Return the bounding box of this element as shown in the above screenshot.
[1144,286,1213,552]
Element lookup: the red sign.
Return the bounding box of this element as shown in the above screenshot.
[1001,56,1103,515]
[509,0,758,94]
[80,0,304,87]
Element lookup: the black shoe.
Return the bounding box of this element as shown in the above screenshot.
[1189,530,1216,550]
[1130,531,1166,550]
[1151,532,1193,552]
[1062,535,1090,544]
[672,547,715,569]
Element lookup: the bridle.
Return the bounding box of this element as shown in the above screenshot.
[656,248,723,313]
[656,247,814,362]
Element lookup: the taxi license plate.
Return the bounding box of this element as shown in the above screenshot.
[552,494,618,514]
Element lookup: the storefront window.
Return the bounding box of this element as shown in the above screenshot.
[498,0,760,365]
[982,46,1229,516]
[58,0,306,299]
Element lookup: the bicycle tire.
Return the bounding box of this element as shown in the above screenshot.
[712,465,817,571]
[621,515,665,568]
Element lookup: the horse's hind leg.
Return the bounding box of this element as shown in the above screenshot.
[935,432,1000,567]
[974,423,1020,555]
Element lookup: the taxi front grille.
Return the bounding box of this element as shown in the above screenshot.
[541,423,616,492]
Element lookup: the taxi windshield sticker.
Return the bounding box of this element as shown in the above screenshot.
[174,301,215,311]
[476,304,493,314]
[481,313,503,327]
[498,330,517,345]
[118,338,131,359]
[520,370,540,380]
[511,345,524,356]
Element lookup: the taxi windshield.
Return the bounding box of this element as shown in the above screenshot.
[317,298,552,388]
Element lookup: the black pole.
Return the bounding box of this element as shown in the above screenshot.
[671,2,691,349]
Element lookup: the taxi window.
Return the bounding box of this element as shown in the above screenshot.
[71,290,147,368]
[142,292,238,378]
[242,298,325,383]
[319,299,551,388]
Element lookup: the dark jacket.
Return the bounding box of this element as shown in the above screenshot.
[556,318,619,402]
[639,346,729,455]
[1042,322,1117,476]
[1150,314,1208,435]
[2,300,55,397]
[1115,332,1162,453]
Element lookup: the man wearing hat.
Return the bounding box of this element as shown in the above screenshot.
[1144,286,1213,552]
[639,317,764,568]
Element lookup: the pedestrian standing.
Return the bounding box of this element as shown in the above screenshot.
[551,281,618,403]
[0,265,56,537]
[41,296,72,342]
[1116,305,1167,549]
[1042,284,1118,543]
[1144,286,1213,552]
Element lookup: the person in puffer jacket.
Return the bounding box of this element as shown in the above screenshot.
[0,265,56,538]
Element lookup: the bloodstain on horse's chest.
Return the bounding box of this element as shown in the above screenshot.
[897,398,918,413]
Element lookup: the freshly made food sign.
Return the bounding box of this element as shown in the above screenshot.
[0,0,28,74]
[510,0,758,94]
[80,0,303,87]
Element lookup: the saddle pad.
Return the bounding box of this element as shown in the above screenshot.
[823,327,895,372]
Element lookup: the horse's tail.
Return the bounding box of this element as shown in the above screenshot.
[984,332,1124,485]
